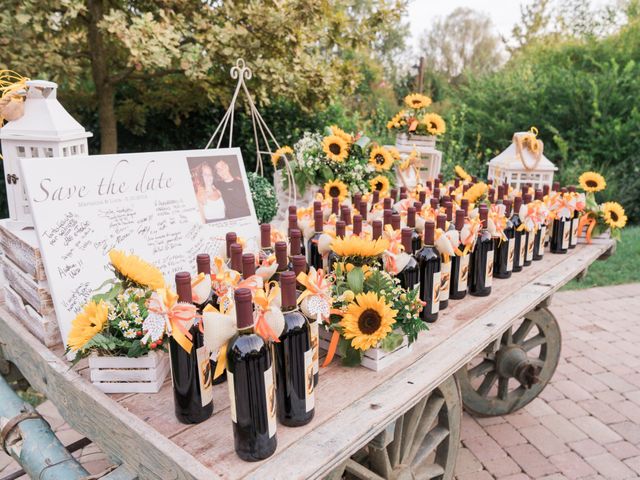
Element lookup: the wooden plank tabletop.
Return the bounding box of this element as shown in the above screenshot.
[0,239,614,480]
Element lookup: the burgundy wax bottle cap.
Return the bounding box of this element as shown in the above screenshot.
[407,206,416,228]
[479,205,488,225]
[423,221,435,245]
[288,205,297,216]
[440,194,450,207]
[353,192,362,207]
[560,187,567,194]
[401,227,413,253]
[260,223,271,248]
[372,220,383,240]
[434,178,441,189]
[391,213,401,230]
[280,271,298,309]
[230,243,243,272]
[472,175,478,182]
[568,185,576,193]
[235,288,254,329]
[331,197,340,214]
[497,185,504,200]
[383,209,392,226]
[433,187,441,199]
[225,232,237,258]
[445,202,453,221]
[399,191,408,200]
[292,255,307,277]
[390,188,398,201]
[372,190,380,204]
[426,180,433,191]
[523,193,532,204]
[463,184,470,194]
[514,196,523,213]
[196,253,211,274]
[400,186,407,194]
[488,188,495,201]
[438,173,444,181]
[461,199,469,211]
[487,179,493,185]
[430,198,439,210]
[290,228,302,256]
[242,253,256,278]
[419,190,427,204]
[340,205,351,225]
[455,209,465,231]
[336,221,346,238]
[454,178,460,188]
[543,184,550,196]
[313,200,322,212]
[553,181,560,191]
[448,186,455,196]
[353,215,362,235]
[436,214,446,231]
[413,201,423,211]
[359,200,368,221]
[383,197,392,210]
[317,188,325,198]
[275,241,288,270]
[288,213,298,231]
[535,189,543,200]
[504,199,513,217]
[314,210,323,232]
[175,272,193,303]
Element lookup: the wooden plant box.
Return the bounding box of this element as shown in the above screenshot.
[0,221,46,282]
[319,328,412,372]
[88,351,170,394]
[3,284,60,347]
[396,133,437,150]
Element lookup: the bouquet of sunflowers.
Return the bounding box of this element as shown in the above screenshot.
[577,171,627,241]
[273,126,397,199]
[323,235,426,367]
[387,93,446,137]
[65,250,168,362]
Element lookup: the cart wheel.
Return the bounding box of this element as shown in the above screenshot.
[455,307,561,417]
[331,376,461,480]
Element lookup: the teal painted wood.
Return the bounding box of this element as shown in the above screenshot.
[0,374,89,480]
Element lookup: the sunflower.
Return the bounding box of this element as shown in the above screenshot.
[369,175,390,195]
[339,292,397,351]
[334,262,373,278]
[454,165,472,182]
[322,135,349,163]
[404,93,432,110]
[330,125,352,144]
[386,110,406,130]
[601,202,627,229]
[67,300,109,351]
[422,113,446,136]
[387,147,401,161]
[109,250,165,290]
[324,179,349,203]
[579,172,606,193]
[331,235,389,258]
[369,146,394,172]
[463,182,488,204]
[271,146,293,169]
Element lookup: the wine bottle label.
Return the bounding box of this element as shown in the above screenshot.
[562,220,570,249]
[309,321,319,375]
[485,250,494,287]
[458,255,469,292]
[431,271,441,314]
[571,218,579,246]
[526,232,534,261]
[440,262,451,302]
[196,345,213,407]
[304,349,315,413]
[227,370,237,423]
[538,226,546,256]
[264,366,277,438]
[518,238,526,266]
[507,238,515,271]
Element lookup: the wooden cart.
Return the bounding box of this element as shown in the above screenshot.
[0,238,615,480]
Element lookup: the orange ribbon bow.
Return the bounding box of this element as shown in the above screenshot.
[147,289,196,353]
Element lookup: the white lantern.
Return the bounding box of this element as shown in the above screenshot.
[487,131,557,192]
[0,80,92,229]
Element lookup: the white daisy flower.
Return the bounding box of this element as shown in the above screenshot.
[128,302,140,315]
[117,320,129,330]
[124,329,137,339]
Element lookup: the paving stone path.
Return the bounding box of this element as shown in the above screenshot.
[1,284,639,479]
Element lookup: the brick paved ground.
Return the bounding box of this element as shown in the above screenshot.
[1,284,639,479]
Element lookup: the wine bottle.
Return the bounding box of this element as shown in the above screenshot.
[371,190,380,207]
[313,200,322,213]
[450,209,469,300]
[290,228,303,261]
[353,192,362,210]
[493,200,514,279]
[372,220,383,240]
[416,221,441,323]
[288,214,306,257]
[353,214,363,236]
[275,272,315,426]
[383,208,392,228]
[273,241,289,282]
[308,210,324,270]
[390,188,398,203]
[230,243,243,273]
[358,200,368,222]
[436,214,451,310]
[532,192,546,261]
[511,196,525,272]
[340,205,352,226]
[406,206,422,252]
[259,224,273,260]
[568,186,579,249]
[292,255,308,293]
[522,194,534,266]
[170,272,213,424]
[391,213,401,231]
[468,206,494,297]
[226,232,237,263]
[242,253,256,279]
[331,197,340,216]
[418,189,427,205]
[550,215,569,254]
[227,288,277,461]
[327,221,346,273]
[383,197,392,211]
[397,227,419,290]
[430,197,439,211]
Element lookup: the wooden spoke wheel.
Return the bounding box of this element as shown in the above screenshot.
[329,376,461,480]
[455,307,561,417]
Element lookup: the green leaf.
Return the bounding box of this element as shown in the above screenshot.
[127,341,145,358]
[341,342,364,367]
[379,332,404,352]
[346,267,364,293]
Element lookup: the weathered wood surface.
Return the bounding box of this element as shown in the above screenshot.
[0,239,614,480]
[1,256,53,314]
[3,285,60,346]
[0,222,46,282]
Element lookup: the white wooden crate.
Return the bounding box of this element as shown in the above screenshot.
[319,328,412,372]
[3,284,61,347]
[88,351,170,394]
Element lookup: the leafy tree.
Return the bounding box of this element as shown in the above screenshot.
[508,0,553,52]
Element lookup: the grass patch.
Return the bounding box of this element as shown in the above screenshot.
[563,226,640,290]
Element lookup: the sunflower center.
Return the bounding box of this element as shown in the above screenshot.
[374,181,383,191]
[358,309,382,334]
[429,122,437,129]
[329,186,341,197]
[586,180,598,188]
[412,100,421,106]
[375,154,385,165]
[610,211,619,221]
[329,143,341,155]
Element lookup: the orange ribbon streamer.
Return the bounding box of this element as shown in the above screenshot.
[578,214,597,244]
[322,330,341,368]
[253,282,281,343]
[147,289,196,353]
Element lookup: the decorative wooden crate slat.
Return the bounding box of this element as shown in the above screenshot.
[0,221,46,282]
[319,328,412,372]
[3,285,61,347]
[1,256,53,315]
[88,351,170,394]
